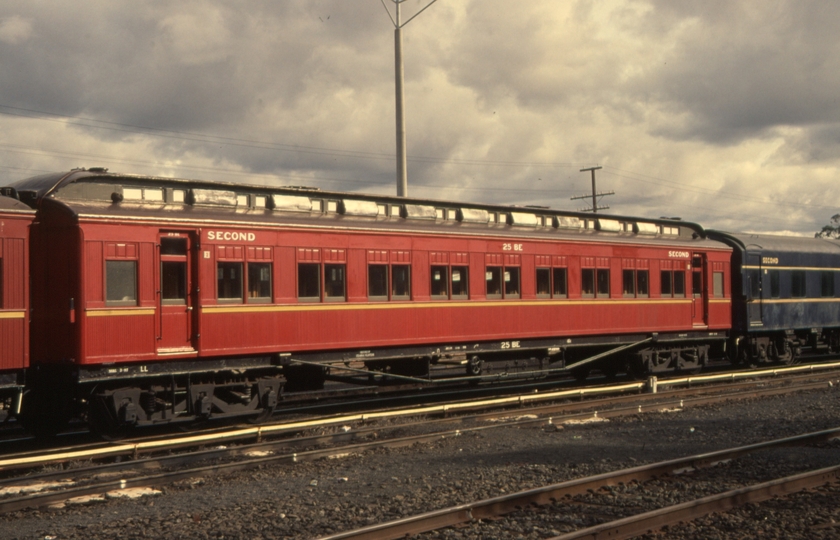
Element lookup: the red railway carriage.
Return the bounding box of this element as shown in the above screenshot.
[10,169,731,431]
[0,192,33,417]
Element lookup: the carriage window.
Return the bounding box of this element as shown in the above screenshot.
[713,272,724,298]
[217,262,243,301]
[324,264,346,301]
[692,271,703,297]
[392,265,411,299]
[791,270,806,298]
[161,238,187,255]
[625,270,648,297]
[769,270,780,298]
[622,270,635,297]
[369,265,389,300]
[637,270,649,297]
[161,261,186,303]
[298,263,320,300]
[582,269,595,297]
[486,266,502,298]
[661,270,672,296]
[596,269,610,298]
[536,268,551,297]
[505,267,520,298]
[248,263,272,301]
[451,266,469,299]
[661,270,685,298]
[106,260,138,306]
[431,266,449,298]
[821,271,835,297]
[553,268,568,298]
[748,269,761,299]
[673,271,685,297]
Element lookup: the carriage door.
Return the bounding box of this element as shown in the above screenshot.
[745,250,763,326]
[157,232,196,353]
[691,253,708,326]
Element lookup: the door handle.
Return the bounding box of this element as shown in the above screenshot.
[186,306,194,311]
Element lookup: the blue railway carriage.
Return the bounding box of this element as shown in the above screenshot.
[708,230,840,364]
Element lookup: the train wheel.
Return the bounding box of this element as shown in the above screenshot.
[466,356,483,377]
[777,340,800,366]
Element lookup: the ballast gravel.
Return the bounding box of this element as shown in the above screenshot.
[1,385,839,539]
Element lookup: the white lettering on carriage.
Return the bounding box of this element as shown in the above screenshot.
[668,251,690,258]
[206,231,256,242]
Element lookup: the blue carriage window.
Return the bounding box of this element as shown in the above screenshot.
[821,271,835,298]
[791,270,806,298]
[769,270,780,298]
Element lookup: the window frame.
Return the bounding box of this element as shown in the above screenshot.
[324,263,346,302]
[661,269,686,298]
[595,268,610,298]
[217,261,244,303]
[791,270,807,298]
[536,267,551,298]
[247,262,273,303]
[368,263,389,301]
[297,262,321,302]
[821,271,835,298]
[105,259,138,307]
[391,264,411,300]
[552,267,568,298]
[430,265,449,299]
[713,271,725,298]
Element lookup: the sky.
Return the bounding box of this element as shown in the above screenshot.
[1,1,839,236]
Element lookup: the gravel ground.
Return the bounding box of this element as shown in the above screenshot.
[1,386,839,539]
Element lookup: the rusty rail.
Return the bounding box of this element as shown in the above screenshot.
[551,465,840,540]
[317,428,840,540]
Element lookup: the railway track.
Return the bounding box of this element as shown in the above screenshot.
[0,364,837,514]
[318,429,840,539]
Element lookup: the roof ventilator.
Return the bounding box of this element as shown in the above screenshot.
[596,218,622,233]
[338,199,380,217]
[400,204,437,220]
[187,189,238,206]
[271,194,313,212]
[634,222,658,235]
[457,208,490,223]
[507,212,539,227]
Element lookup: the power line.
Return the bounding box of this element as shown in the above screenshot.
[0,105,580,169]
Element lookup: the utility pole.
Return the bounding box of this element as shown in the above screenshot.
[381,0,438,197]
[571,166,614,212]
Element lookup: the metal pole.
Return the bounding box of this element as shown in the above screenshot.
[394,3,408,197]
[382,0,437,198]
[579,166,603,213]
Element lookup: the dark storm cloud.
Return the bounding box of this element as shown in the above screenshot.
[3,1,840,235]
[630,1,840,144]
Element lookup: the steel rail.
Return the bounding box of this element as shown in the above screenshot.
[550,465,840,540]
[0,369,836,473]
[0,382,836,514]
[316,428,840,540]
